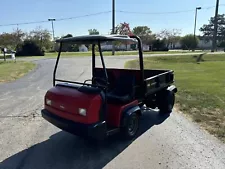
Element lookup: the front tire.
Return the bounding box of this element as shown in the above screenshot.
[121,113,139,139]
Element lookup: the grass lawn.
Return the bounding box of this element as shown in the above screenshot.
[45,50,193,57]
[125,54,225,142]
[0,61,36,83]
[0,50,196,60]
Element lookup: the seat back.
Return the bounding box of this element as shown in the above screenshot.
[113,73,135,96]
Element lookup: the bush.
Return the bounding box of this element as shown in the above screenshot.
[15,40,44,56]
[218,41,225,48]
[180,34,199,50]
[152,39,168,51]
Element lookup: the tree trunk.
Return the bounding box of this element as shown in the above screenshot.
[3,52,6,61]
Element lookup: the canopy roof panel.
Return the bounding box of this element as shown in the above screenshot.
[55,35,137,44]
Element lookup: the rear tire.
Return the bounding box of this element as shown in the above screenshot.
[121,113,139,139]
[145,95,157,109]
[157,90,175,114]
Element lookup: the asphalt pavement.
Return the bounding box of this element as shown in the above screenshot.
[0,56,225,169]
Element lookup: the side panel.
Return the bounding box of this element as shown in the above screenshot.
[106,100,139,127]
[145,71,174,95]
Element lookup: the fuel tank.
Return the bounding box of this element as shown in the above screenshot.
[44,84,103,124]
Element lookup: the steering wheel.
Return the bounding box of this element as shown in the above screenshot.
[93,77,108,86]
[83,77,109,90]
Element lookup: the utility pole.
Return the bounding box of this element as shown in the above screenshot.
[212,0,220,52]
[48,18,56,41]
[193,7,201,51]
[112,0,115,55]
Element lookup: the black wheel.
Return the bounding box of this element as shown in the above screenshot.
[145,95,157,109]
[157,90,175,114]
[121,113,139,139]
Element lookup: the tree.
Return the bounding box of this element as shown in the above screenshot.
[114,22,134,50]
[0,33,15,49]
[27,27,52,51]
[200,14,225,42]
[133,26,151,35]
[62,34,73,38]
[16,40,44,56]
[156,29,181,48]
[60,34,79,52]
[0,29,25,50]
[12,28,26,47]
[132,26,155,45]
[180,34,199,50]
[88,29,99,35]
[114,22,133,36]
[152,39,168,51]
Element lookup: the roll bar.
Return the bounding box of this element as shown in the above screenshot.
[53,35,144,87]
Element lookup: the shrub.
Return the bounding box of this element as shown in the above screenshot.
[15,40,44,56]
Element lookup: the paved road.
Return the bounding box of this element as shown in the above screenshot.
[0,56,225,169]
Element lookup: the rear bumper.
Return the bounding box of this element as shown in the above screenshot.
[41,109,107,140]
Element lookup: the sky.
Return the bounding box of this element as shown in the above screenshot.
[1,0,225,37]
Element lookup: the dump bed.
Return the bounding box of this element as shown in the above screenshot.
[144,69,174,95]
[94,68,174,98]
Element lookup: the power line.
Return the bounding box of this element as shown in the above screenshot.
[1,4,225,27]
[0,11,111,27]
[118,4,225,15]
[0,20,48,27]
[118,9,194,15]
[56,11,111,21]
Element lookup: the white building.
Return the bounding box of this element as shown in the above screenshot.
[79,45,88,52]
[169,39,213,50]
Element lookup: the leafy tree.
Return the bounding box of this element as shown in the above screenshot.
[63,34,73,38]
[152,39,168,51]
[218,41,225,48]
[180,34,199,50]
[132,26,155,45]
[0,29,25,50]
[27,26,52,51]
[156,29,181,48]
[88,29,99,35]
[114,22,132,35]
[133,26,152,35]
[0,33,15,49]
[114,22,134,50]
[60,34,79,52]
[16,40,44,56]
[200,14,225,42]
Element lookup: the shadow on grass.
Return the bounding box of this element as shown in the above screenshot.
[0,109,170,169]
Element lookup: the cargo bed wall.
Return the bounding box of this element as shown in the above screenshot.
[144,69,169,79]
[144,69,174,95]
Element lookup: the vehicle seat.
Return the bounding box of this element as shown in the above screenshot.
[106,73,136,104]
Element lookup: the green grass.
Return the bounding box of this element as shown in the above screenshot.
[0,61,36,83]
[0,50,197,60]
[45,50,193,57]
[125,54,225,142]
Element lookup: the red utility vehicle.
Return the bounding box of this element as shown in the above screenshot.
[41,35,177,140]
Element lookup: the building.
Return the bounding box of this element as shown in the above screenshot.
[79,45,88,52]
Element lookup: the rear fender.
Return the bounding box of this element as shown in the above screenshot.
[167,85,177,93]
[120,105,141,127]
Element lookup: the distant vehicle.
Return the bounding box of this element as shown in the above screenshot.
[41,35,177,140]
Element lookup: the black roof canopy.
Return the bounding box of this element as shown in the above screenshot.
[55,35,137,44]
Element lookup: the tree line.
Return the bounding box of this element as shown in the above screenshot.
[1,13,225,56]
